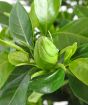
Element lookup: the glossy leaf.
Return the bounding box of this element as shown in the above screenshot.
[34,0,62,33]
[8,51,29,66]
[9,2,33,48]
[53,18,88,49]
[69,58,88,86]
[29,68,65,94]
[0,52,14,89]
[69,74,88,104]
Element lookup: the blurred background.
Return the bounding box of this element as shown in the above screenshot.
[0,0,88,105]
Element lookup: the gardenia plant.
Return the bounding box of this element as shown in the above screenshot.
[0,0,88,105]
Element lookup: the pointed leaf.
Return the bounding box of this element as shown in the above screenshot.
[9,2,33,47]
[34,0,62,33]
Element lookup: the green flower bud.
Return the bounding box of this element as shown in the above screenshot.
[34,36,58,70]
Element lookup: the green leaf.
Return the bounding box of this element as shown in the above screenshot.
[9,2,33,48]
[0,72,30,105]
[34,0,62,34]
[8,51,29,66]
[0,13,9,25]
[28,91,43,103]
[75,6,88,17]
[8,74,30,105]
[69,58,88,86]
[29,3,39,29]
[60,18,88,36]
[0,39,24,51]
[72,43,88,59]
[69,74,88,104]
[29,68,65,94]
[0,52,14,89]
[0,2,12,25]
[0,1,12,13]
[0,74,25,105]
[53,18,88,49]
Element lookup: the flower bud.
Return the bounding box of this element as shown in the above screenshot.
[34,36,58,70]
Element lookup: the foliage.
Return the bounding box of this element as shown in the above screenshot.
[0,0,88,105]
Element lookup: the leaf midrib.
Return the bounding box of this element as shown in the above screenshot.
[16,4,29,46]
